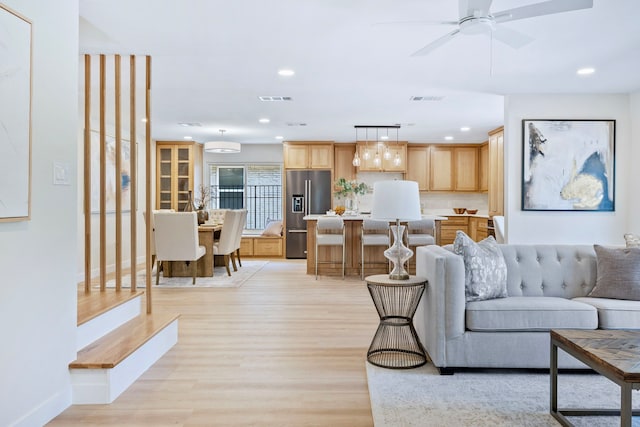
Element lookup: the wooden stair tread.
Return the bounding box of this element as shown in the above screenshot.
[70,311,179,369]
[77,289,145,326]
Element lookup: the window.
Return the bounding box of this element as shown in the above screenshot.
[208,164,282,231]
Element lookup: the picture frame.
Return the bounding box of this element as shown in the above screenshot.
[89,130,132,213]
[522,119,615,211]
[0,5,32,222]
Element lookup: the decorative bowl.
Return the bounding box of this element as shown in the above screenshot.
[453,208,466,214]
[466,209,478,215]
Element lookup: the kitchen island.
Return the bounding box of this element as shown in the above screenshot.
[303,214,446,277]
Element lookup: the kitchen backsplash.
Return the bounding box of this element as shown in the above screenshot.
[332,172,488,214]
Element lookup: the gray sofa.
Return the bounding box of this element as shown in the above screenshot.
[414,244,640,374]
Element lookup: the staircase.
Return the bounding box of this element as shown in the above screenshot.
[70,290,179,404]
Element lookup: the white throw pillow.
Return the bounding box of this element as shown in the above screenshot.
[261,220,283,237]
[624,233,640,248]
[453,231,508,302]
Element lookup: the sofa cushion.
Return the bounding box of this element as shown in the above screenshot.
[588,245,640,300]
[453,231,507,302]
[466,296,598,332]
[573,297,640,329]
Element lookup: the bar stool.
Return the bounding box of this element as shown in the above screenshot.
[405,219,436,272]
[315,216,345,280]
[361,219,391,280]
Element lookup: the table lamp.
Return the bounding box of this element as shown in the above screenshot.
[370,180,422,280]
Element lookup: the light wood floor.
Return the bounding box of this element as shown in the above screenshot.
[49,259,377,426]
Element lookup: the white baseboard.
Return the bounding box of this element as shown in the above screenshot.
[8,387,71,427]
[71,319,178,404]
[76,255,147,283]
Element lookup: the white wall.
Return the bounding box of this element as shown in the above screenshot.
[0,1,78,426]
[629,91,640,235]
[504,94,631,245]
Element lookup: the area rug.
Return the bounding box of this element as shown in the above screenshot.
[102,260,268,288]
[366,362,640,426]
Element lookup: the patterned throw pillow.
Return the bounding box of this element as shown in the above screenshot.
[453,231,508,302]
[624,233,640,248]
[588,245,640,300]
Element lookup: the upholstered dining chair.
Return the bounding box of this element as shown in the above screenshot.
[213,210,241,276]
[315,216,345,280]
[231,209,247,269]
[360,219,391,280]
[153,211,206,285]
[493,216,505,243]
[143,208,174,271]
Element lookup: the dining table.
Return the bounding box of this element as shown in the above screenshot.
[163,223,223,277]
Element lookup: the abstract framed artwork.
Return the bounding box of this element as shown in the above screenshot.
[0,5,32,222]
[90,130,132,213]
[522,119,615,211]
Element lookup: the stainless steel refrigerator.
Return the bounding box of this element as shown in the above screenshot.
[285,170,332,258]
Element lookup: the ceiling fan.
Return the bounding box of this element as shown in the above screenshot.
[408,0,594,56]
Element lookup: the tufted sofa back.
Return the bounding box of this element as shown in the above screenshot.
[499,245,597,298]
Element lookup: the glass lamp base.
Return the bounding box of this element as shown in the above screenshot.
[384,223,413,280]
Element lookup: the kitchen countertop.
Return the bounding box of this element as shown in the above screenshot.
[303,214,449,221]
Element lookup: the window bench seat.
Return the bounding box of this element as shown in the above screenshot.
[240,234,283,257]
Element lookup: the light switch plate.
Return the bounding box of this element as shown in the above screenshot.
[53,162,71,185]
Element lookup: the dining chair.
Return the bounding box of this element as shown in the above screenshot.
[213,210,241,276]
[231,209,247,269]
[315,216,345,280]
[493,215,505,243]
[144,209,174,273]
[153,211,206,285]
[360,219,391,280]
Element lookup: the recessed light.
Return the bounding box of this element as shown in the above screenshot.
[460,126,470,132]
[275,136,284,140]
[444,136,454,141]
[259,118,270,124]
[380,135,389,140]
[577,67,595,75]
[278,69,295,77]
[183,136,192,140]
[141,118,148,123]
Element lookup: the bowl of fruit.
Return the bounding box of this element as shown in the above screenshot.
[334,206,346,216]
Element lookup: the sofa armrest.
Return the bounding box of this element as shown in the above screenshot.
[415,245,466,367]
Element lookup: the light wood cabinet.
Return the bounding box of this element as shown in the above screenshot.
[440,216,469,245]
[454,146,478,191]
[356,142,407,172]
[488,127,504,217]
[155,141,202,211]
[469,216,488,241]
[429,145,479,192]
[283,142,333,169]
[406,145,430,191]
[478,142,489,192]
[333,144,356,185]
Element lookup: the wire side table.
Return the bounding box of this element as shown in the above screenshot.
[365,274,427,369]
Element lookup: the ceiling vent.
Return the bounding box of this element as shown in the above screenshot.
[258,96,292,102]
[178,122,202,127]
[410,96,444,101]
[286,122,307,127]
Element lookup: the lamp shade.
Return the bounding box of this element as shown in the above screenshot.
[370,180,421,221]
[204,141,241,153]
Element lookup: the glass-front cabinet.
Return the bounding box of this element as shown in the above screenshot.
[156,141,201,211]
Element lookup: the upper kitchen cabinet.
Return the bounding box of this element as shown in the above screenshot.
[283,142,334,169]
[429,145,479,192]
[478,142,489,192]
[156,141,202,211]
[488,127,504,217]
[406,145,429,191]
[333,143,356,183]
[356,142,407,172]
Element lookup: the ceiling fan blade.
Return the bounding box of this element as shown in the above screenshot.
[460,0,493,18]
[372,20,458,27]
[410,29,460,57]
[491,25,534,49]
[493,0,593,23]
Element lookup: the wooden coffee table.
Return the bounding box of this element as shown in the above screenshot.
[550,329,640,427]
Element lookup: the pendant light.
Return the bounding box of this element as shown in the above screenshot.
[383,129,392,160]
[373,128,381,166]
[204,129,241,153]
[352,127,361,166]
[393,127,402,166]
[362,128,370,160]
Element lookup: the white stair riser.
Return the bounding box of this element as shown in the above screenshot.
[76,295,142,351]
[71,319,178,404]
